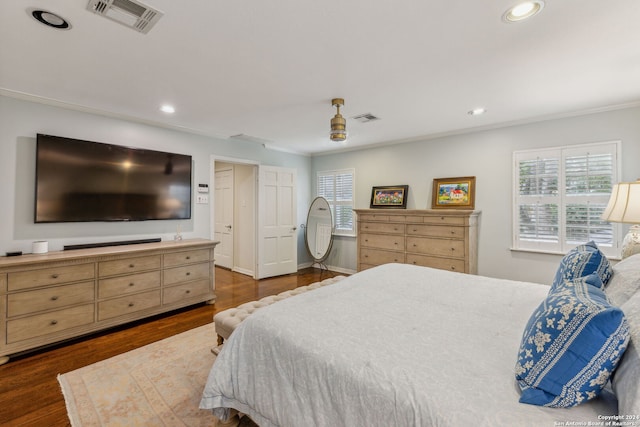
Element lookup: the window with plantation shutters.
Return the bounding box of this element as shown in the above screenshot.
[317,169,355,236]
[513,141,620,256]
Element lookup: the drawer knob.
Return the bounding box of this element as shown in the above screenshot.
[50,296,58,301]
[185,290,191,294]
[129,264,135,268]
[129,283,135,287]
[128,302,135,307]
[451,267,456,271]
[186,256,191,260]
[412,261,417,265]
[186,272,191,276]
[51,274,59,279]
[413,243,417,247]
[50,320,58,326]
[364,254,369,258]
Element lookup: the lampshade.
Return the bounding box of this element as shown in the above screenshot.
[602,179,640,259]
[601,180,640,223]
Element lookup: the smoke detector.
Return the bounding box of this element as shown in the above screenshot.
[87,0,163,34]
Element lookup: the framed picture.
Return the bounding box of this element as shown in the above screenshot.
[432,176,476,209]
[370,185,409,209]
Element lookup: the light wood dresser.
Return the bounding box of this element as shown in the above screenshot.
[0,238,218,364]
[354,209,479,274]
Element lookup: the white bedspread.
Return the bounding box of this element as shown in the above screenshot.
[200,263,617,426]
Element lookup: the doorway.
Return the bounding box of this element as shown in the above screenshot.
[211,157,298,279]
[213,160,257,277]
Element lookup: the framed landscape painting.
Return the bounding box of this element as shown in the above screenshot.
[370,185,409,209]
[432,177,475,209]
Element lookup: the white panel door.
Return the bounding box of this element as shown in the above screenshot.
[214,168,234,269]
[257,165,297,279]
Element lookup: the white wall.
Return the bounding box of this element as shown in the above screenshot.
[4,94,638,284]
[311,106,640,284]
[0,95,312,259]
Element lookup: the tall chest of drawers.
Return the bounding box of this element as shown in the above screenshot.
[0,239,218,364]
[355,209,479,274]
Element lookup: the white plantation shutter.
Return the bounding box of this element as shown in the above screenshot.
[513,142,620,256]
[317,169,355,236]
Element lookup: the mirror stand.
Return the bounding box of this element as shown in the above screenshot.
[304,197,334,279]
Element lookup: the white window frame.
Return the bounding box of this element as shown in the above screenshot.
[512,141,621,257]
[317,168,355,237]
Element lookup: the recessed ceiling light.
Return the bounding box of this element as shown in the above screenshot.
[468,108,487,116]
[502,1,545,23]
[29,9,71,30]
[160,105,175,114]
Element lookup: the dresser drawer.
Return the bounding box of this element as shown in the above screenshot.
[163,279,210,305]
[7,281,95,317]
[406,236,465,258]
[422,215,465,226]
[98,271,160,299]
[407,224,464,239]
[7,304,95,344]
[163,249,210,268]
[8,263,95,292]
[357,214,391,222]
[406,254,466,272]
[360,233,404,251]
[360,222,404,234]
[360,248,405,265]
[98,255,161,277]
[163,263,210,286]
[98,290,161,321]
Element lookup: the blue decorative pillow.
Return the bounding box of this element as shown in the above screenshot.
[551,241,612,291]
[515,274,630,407]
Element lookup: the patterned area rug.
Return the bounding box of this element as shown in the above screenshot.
[58,323,256,426]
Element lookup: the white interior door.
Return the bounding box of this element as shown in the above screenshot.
[257,165,297,279]
[214,168,234,269]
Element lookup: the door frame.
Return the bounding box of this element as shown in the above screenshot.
[210,155,259,278]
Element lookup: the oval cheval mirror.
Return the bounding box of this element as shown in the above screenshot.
[304,197,334,273]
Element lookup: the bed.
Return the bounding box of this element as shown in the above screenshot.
[201,248,640,427]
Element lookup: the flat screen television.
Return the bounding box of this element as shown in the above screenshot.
[35,134,192,223]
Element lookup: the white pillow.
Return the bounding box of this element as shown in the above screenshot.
[606,254,640,307]
[612,291,640,416]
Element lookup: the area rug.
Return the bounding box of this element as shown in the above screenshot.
[58,323,252,426]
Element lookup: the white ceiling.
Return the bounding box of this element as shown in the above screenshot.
[1,0,639,155]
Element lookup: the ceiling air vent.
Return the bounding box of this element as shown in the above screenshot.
[87,0,163,34]
[352,113,380,123]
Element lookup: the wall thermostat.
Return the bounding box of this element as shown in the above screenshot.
[198,183,209,193]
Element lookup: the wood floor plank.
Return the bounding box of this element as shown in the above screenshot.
[0,267,339,426]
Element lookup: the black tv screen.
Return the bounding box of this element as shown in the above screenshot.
[35,134,192,223]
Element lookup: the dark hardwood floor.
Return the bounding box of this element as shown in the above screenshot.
[0,267,339,427]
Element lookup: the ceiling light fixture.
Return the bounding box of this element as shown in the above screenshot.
[29,9,71,30]
[160,104,175,114]
[330,98,347,142]
[502,1,545,23]
[468,107,487,116]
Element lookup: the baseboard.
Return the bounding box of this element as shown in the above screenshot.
[297,262,356,275]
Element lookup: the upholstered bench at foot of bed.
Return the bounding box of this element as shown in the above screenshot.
[212,275,345,354]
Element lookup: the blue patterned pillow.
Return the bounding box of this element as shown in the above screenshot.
[515,274,630,407]
[551,241,612,291]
